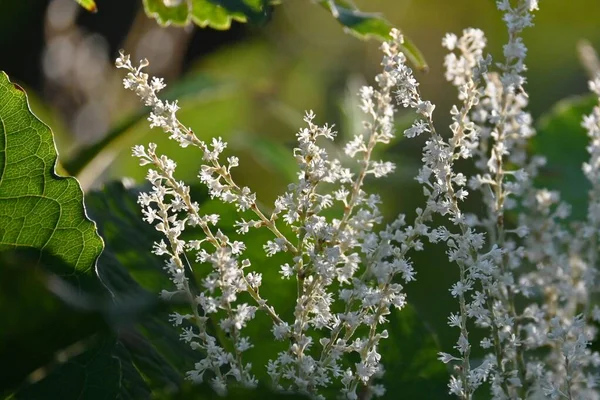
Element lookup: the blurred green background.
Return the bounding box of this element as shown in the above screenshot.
[1,0,600,396]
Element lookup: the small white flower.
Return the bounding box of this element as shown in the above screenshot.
[438,352,460,364]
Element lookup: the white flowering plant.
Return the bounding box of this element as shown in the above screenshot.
[2,0,600,399]
[105,0,600,398]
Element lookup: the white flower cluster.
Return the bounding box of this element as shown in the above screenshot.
[117,30,421,399]
[116,0,600,398]
[396,0,600,399]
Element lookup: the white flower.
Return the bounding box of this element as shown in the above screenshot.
[438,352,460,364]
[442,33,458,50]
[117,2,600,397]
[403,119,429,138]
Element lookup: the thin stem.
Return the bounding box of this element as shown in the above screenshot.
[186,127,299,254]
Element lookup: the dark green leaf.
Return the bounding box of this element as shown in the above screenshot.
[111,341,152,400]
[531,94,597,220]
[0,249,109,393]
[86,182,202,395]
[14,336,121,400]
[317,1,428,71]
[379,305,450,399]
[0,72,104,292]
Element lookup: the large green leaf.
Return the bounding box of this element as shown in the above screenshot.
[0,249,109,394]
[0,71,104,290]
[14,336,121,400]
[0,72,108,394]
[531,94,597,220]
[142,0,275,29]
[84,182,203,396]
[317,0,428,71]
[379,305,450,399]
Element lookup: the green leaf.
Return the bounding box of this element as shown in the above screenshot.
[190,0,242,29]
[14,336,121,400]
[531,94,597,220]
[0,72,104,290]
[85,182,201,395]
[73,0,97,13]
[0,73,107,392]
[142,0,274,29]
[143,0,190,26]
[317,0,428,71]
[379,305,450,399]
[0,249,109,393]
